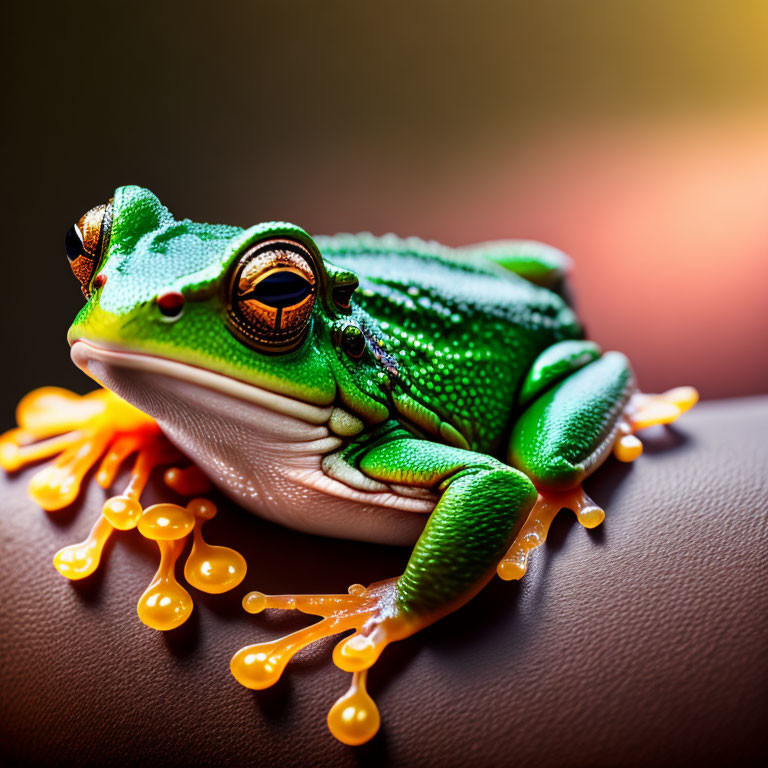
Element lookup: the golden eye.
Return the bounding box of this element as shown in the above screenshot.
[65,201,113,297]
[226,239,317,351]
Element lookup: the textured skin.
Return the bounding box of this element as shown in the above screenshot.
[511,352,635,488]
[357,437,537,612]
[395,469,534,613]
[67,186,637,623]
[70,187,584,450]
[70,187,337,406]
[1,398,765,767]
[317,233,583,452]
[518,339,602,406]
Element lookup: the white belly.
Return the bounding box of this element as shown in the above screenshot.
[79,348,433,546]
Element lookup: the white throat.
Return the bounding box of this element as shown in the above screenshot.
[70,341,432,545]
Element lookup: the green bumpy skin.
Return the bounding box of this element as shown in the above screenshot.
[357,435,537,613]
[511,352,635,489]
[69,186,338,405]
[518,339,602,406]
[317,233,584,451]
[70,186,586,450]
[67,185,640,627]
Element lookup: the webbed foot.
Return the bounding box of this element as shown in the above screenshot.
[0,386,246,629]
[497,486,604,580]
[231,578,421,745]
[614,385,699,462]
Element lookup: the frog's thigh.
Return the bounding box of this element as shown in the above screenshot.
[509,351,635,490]
[358,439,537,615]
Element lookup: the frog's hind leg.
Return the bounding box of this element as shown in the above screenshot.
[501,354,698,579]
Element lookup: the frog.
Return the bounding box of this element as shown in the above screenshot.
[1,185,698,746]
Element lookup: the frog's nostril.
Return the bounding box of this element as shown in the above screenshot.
[156,291,185,319]
[93,273,107,289]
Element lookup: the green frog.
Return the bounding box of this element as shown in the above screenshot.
[8,185,698,745]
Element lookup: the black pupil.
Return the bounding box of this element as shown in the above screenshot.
[65,225,85,263]
[244,271,312,308]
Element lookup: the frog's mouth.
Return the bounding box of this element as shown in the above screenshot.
[70,339,334,425]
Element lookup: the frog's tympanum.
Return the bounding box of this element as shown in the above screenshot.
[0,186,698,745]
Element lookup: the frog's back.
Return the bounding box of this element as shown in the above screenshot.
[315,232,577,325]
[316,233,584,454]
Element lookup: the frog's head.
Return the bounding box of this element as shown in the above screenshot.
[65,186,378,446]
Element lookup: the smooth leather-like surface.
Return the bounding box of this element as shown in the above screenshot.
[0,398,766,767]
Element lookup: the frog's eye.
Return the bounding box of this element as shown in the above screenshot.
[65,201,113,298]
[226,238,317,352]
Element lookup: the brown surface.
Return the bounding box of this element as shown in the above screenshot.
[0,398,766,767]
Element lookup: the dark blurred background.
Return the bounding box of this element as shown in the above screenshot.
[3,0,767,428]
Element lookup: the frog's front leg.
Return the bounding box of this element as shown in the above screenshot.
[499,351,698,579]
[230,431,537,744]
